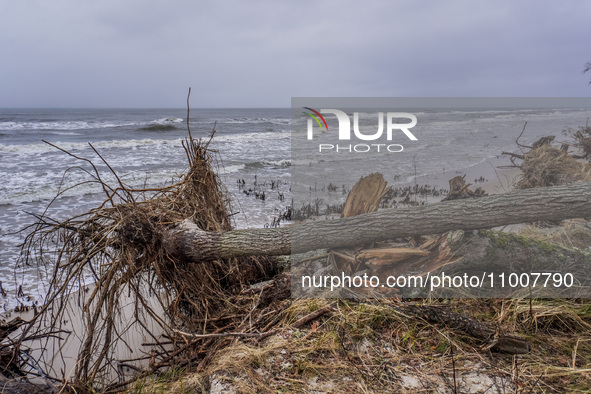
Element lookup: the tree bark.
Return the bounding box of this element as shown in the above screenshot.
[162,182,591,262]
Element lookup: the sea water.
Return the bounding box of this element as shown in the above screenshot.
[1,106,590,308]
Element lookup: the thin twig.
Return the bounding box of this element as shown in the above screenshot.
[186,87,192,139]
[516,121,530,152]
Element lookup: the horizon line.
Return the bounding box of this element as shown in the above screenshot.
[0,106,290,110]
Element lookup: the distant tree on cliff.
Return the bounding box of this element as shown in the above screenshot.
[584,62,591,84]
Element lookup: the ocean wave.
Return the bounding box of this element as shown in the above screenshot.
[218,163,246,174]
[0,120,136,131]
[138,118,184,131]
[0,138,185,155]
[49,131,83,136]
[0,167,188,205]
[214,131,289,144]
[155,117,183,123]
[225,117,289,125]
[0,179,99,206]
[0,131,290,156]
[244,159,291,169]
[264,159,291,167]
[0,130,287,156]
[138,124,179,131]
[0,117,185,132]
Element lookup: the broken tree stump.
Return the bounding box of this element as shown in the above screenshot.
[341,173,390,217]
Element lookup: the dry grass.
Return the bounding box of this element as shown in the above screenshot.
[518,219,591,250]
[134,297,591,393]
[516,145,591,189]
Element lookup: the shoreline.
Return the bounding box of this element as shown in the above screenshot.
[5,281,168,389]
[400,155,521,196]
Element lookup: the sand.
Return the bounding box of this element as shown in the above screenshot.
[407,156,521,197]
[5,281,169,389]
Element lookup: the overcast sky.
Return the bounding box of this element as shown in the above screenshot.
[1,1,590,108]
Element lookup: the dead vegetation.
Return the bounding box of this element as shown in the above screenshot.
[134,298,591,393]
[503,134,591,189]
[563,123,591,158]
[12,130,280,391]
[516,144,591,189]
[518,219,591,250]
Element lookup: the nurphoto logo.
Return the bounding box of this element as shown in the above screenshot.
[303,108,418,152]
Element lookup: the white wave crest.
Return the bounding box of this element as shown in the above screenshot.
[0,117,185,131]
[0,120,138,131]
[0,138,185,155]
[225,117,289,125]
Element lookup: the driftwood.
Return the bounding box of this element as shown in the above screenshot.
[501,151,525,160]
[162,181,591,263]
[0,318,24,342]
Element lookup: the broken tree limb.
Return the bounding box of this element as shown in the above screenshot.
[162,182,591,262]
[501,151,525,160]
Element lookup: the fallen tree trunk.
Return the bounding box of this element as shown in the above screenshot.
[162,182,591,262]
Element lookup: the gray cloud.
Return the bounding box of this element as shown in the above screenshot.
[1,0,590,107]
